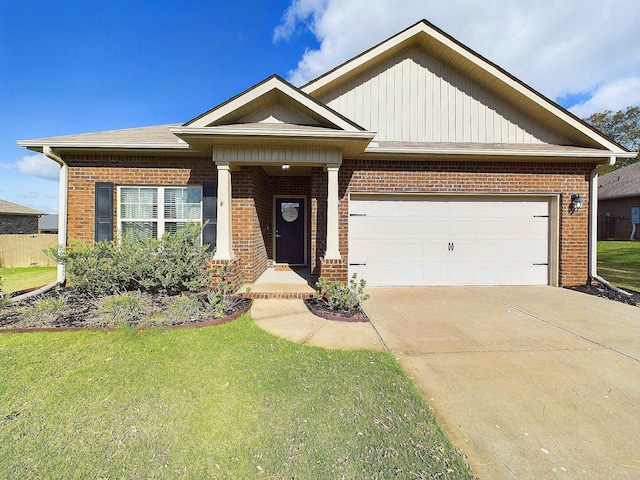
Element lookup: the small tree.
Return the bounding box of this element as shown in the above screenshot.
[584,105,639,170]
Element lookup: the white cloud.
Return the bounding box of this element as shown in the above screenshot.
[569,76,640,118]
[275,0,640,111]
[15,154,60,181]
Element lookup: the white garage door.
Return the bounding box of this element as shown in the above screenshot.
[348,195,550,286]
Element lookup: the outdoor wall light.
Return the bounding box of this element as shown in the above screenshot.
[281,164,290,170]
[571,194,583,211]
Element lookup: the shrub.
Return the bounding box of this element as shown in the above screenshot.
[316,274,370,312]
[23,296,67,325]
[206,262,246,318]
[98,292,144,326]
[166,295,204,323]
[0,276,8,310]
[46,223,213,296]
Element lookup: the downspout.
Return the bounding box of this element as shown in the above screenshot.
[10,147,67,303]
[589,155,630,295]
[43,146,67,286]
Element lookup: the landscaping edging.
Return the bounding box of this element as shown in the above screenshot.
[304,298,369,323]
[0,299,252,334]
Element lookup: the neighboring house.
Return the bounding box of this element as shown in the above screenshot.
[17,20,633,288]
[0,199,44,234]
[598,161,640,240]
[38,214,59,234]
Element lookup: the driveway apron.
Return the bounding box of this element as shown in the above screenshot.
[364,286,640,480]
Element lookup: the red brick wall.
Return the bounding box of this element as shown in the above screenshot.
[232,166,269,282]
[63,155,596,287]
[64,155,216,245]
[599,196,640,240]
[337,159,594,286]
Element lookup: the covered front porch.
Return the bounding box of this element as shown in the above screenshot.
[210,157,345,287]
[167,76,375,288]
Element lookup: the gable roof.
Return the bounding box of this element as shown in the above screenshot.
[302,19,631,155]
[16,20,634,162]
[171,75,375,155]
[0,199,44,216]
[599,161,640,200]
[183,75,365,131]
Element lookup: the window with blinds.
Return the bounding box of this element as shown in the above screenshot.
[118,186,202,240]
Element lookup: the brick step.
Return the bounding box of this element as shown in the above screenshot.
[245,291,315,300]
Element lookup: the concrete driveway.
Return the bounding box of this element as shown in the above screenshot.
[363,286,640,480]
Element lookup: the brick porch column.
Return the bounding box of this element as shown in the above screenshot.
[213,161,234,260]
[325,163,341,259]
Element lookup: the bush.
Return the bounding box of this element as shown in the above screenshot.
[98,292,145,326]
[206,262,246,318]
[23,296,67,326]
[166,295,204,323]
[46,223,213,296]
[316,274,370,312]
[0,276,8,310]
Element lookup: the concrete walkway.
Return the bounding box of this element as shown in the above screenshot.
[251,286,640,480]
[251,299,385,351]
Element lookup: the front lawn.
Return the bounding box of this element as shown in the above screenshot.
[598,241,640,291]
[0,266,57,294]
[0,317,473,479]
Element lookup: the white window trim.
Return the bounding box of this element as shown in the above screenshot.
[116,185,203,241]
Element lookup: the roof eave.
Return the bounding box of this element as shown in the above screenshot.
[16,140,197,155]
[358,145,634,161]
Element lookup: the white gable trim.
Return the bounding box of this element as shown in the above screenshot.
[185,75,364,132]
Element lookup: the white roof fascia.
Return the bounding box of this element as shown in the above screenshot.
[302,21,628,155]
[17,140,193,152]
[171,126,375,141]
[364,145,637,159]
[186,77,362,132]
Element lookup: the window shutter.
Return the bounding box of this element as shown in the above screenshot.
[202,182,217,252]
[95,182,114,242]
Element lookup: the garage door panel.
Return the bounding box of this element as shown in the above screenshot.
[349,196,550,286]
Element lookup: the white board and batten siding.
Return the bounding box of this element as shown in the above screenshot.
[319,45,568,145]
[239,102,321,125]
[348,195,556,287]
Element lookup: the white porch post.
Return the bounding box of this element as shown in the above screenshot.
[325,164,341,259]
[213,161,234,260]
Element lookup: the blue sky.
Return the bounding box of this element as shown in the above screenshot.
[1,0,639,213]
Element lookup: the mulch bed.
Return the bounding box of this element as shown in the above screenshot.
[0,287,251,331]
[566,283,640,306]
[304,297,369,322]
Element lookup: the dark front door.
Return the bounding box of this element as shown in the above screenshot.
[275,197,305,264]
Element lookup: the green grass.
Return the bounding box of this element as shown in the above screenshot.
[0,267,57,294]
[0,317,472,479]
[598,241,640,291]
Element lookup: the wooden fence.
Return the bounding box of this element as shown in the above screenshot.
[0,234,58,268]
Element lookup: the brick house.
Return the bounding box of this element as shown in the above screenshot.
[598,161,640,240]
[0,199,44,235]
[18,20,633,287]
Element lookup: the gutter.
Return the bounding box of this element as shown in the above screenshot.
[588,155,631,295]
[43,146,67,286]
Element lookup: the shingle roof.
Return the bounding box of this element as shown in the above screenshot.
[598,161,640,200]
[18,124,184,147]
[0,199,45,216]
